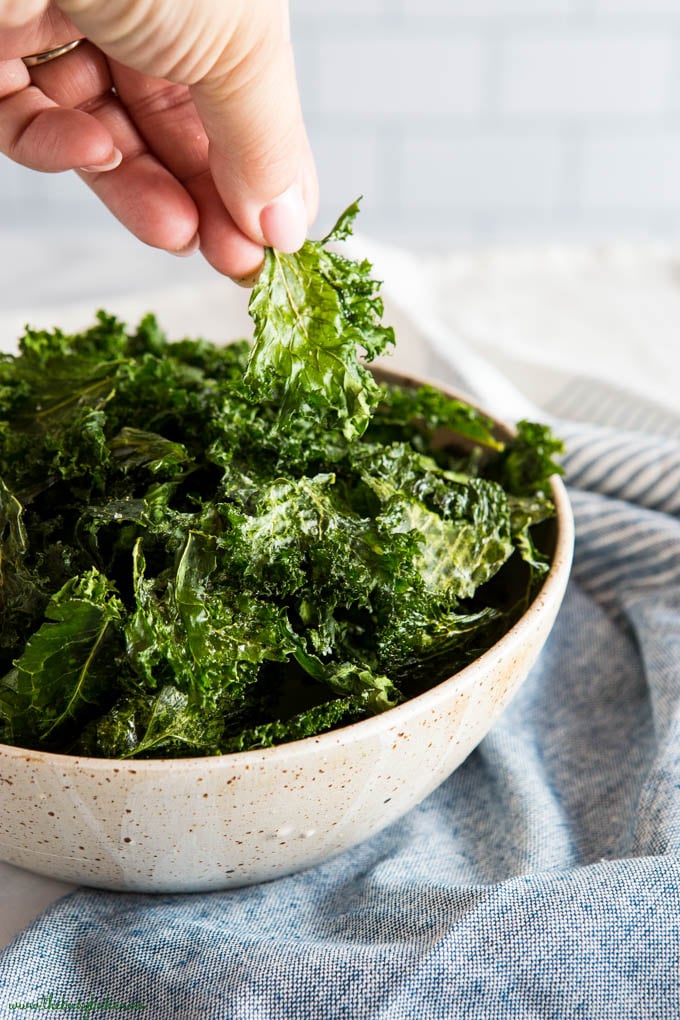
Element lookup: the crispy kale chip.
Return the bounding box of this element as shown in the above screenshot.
[0,569,124,747]
[246,199,394,440]
[0,204,563,757]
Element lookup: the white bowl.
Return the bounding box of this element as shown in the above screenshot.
[0,375,573,892]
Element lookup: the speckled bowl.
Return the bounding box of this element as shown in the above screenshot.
[0,374,573,892]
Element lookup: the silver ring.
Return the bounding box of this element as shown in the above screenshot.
[22,39,84,69]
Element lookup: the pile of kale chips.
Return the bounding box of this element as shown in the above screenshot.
[0,203,562,758]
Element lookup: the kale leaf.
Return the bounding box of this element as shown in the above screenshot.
[0,569,124,748]
[246,200,394,440]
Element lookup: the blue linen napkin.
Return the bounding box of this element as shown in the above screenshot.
[1,384,680,1020]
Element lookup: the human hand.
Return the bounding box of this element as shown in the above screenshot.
[0,0,318,280]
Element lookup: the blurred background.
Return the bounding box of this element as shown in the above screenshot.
[1,0,679,252]
[295,0,680,247]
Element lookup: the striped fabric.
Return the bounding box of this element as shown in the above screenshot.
[554,388,680,624]
[548,376,680,441]
[563,427,680,514]
[568,487,680,620]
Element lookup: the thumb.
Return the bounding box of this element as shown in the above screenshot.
[193,0,317,252]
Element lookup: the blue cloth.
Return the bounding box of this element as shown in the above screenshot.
[2,400,680,1019]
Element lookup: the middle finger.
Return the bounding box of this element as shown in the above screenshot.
[30,39,198,252]
[109,61,264,279]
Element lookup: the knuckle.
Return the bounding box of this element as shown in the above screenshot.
[124,81,193,122]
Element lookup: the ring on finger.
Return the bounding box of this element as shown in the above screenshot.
[22,39,84,69]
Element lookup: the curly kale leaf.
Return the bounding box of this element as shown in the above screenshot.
[351,442,514,599]
[109,427,190,478]
[370,382,503,453]
[125,535,298,710]
[508,493,556,577]
[484,421,564,579]
[0,479,47,658]
[490,420,564,497]
[82,685,227,759]
[374,598,503,691]
[0,569,124,747]
[0,312,248,505]
[219,689,389,753]
[246,199,394,440]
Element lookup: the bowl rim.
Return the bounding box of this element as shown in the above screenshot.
[0,372,574,772]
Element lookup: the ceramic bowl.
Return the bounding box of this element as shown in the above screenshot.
[0,374,573,893]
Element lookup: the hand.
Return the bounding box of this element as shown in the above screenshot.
[0,0,318,280]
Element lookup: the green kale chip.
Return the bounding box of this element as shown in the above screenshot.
[246,200,394,440]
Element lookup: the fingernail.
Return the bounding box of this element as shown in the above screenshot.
[171,233,200,258]
[259,183,307,253]
[232,261,264,288]
[79,147,123,173]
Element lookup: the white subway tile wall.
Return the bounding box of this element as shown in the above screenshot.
[498,37,675,116]
[315,37,485,117]
[402,1,573,15]
[401,131,566,211]
[582,132,680,209]
[3,1,680,248]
